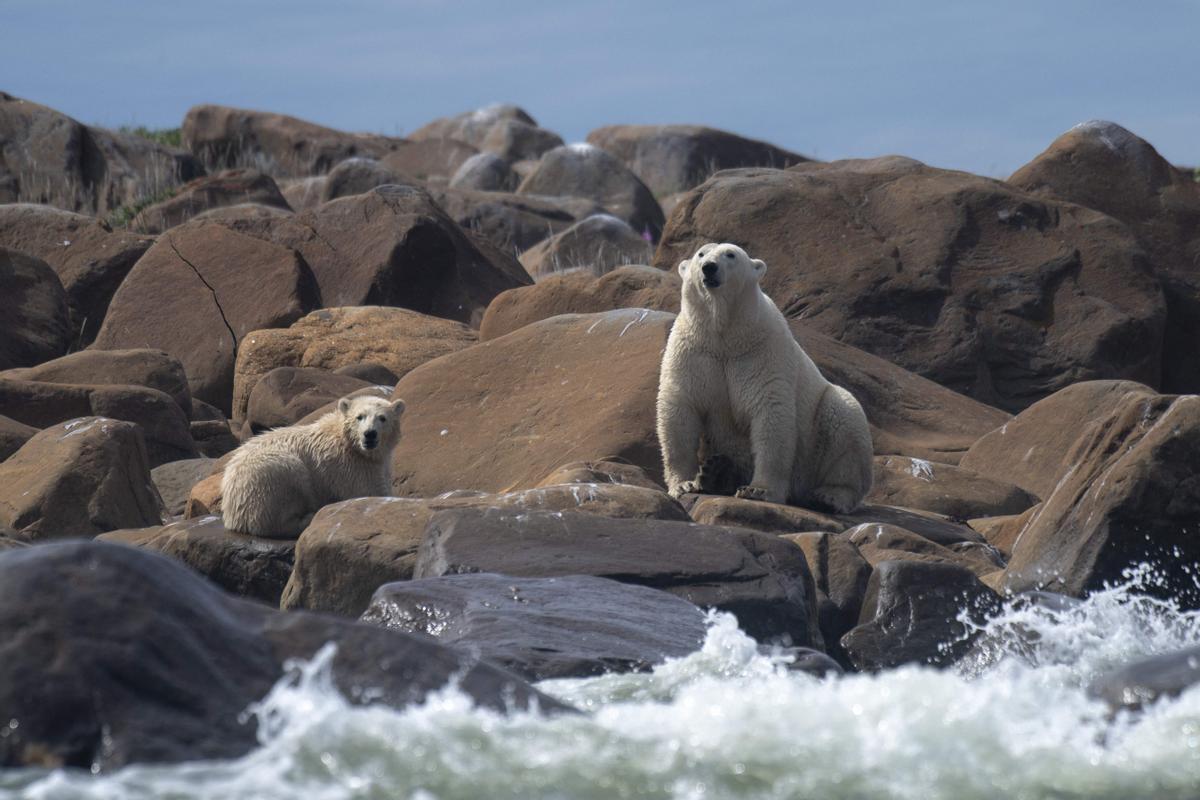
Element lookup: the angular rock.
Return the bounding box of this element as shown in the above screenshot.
[654,158,1166,412]
[2,348,193,418]
[449,152,518,192]
[868,455,1036,520]
[150,457,215,516]
[0,377,197,466]
[281,483,689,616]
[410,104,537,148]
[518,214,653,278]
[130,169,289,233]
[518,143,665,240]
[0,415,37,461]
[0,204,153,345]
[0,418,165,539]
[1009,121,1200,394]
[690,495,845,534]
[967,503,1040,560]
[1004,392,1200,607]
[99,515,295,605]
[0,541,566,770]
[243,366,371,434]
[191,202,292,225]
[480,118,564,162]
[215,184,530,324]
[587,123,809,196]
[279,175,326,211]
[182,104,401,177]
[92,220,319,411]
[415,508,822,646]
[232,306,476,422]
[536,459,664,491]
[480,264,680,340]
[363,573,707,680]
[841,560,1000,670]
[427,186,607,254]
[0,247,70,369]
[843,522,1005,579]
[320,157,412,202]
[1089,645,1200,711]
[783,532,873,665]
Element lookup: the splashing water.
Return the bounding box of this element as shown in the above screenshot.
[3,577,1200,800]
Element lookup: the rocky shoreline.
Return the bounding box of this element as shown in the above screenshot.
[2,93,1199,772]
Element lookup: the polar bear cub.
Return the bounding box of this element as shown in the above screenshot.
[222,394,405,538]
[656,243,873,512]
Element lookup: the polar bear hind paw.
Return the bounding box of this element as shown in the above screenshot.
[669,480,703,498]
[735,485,774,502]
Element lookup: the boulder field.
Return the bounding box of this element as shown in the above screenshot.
[3,97,1200,768]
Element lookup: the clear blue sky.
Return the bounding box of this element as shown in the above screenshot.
[3,0,1196,177]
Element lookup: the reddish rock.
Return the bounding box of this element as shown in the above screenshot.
[380,138,479,181]
[968,503,1040,560]
[191,202,292,225]
[320,157,412,201]
[480,119,564,162]
[535,459,664,491]
[243,367,371,434]
[868,455,1036,520]
[783,531,873,663]
[843,522,1004,579]
[91,221,319,412]
[0,415,37,462]
[150,457,215,516]
[0,204,153,345]
[518,214,653,278]
[654,158,1166,412]
[130,169,289,234]
[279,176,326,211]
[409,104,537,148]
[0,247,71,369]
[0,417,165,539]
[427,187,606,254]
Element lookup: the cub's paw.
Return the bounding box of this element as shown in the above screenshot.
[669,480,702,499]
[735,485,772,502]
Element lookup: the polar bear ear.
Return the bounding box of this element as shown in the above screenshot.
[677,259,690,278]
[391,398,406,415]
[752,259,767,281]
[337,397,352,415]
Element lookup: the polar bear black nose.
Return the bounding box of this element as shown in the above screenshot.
[363,430,378,445]
[701,262,718,277]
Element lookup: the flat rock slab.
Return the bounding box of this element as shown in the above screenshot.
[363,573,708,680]
[414,507,822,647]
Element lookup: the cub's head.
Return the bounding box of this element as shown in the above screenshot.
[337,394,405,457]
[677,242,766,302]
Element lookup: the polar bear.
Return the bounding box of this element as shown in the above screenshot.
[221,394,405,538]
[656,243,873,512]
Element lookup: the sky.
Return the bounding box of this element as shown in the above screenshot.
[2,0,1197,177]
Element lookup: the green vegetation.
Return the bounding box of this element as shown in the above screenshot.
[1193,167,1199,183]
[106,186,178,229]
[119,125,183,148]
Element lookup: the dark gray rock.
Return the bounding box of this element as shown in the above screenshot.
[150,458,216,517]
[1089,645,1200,711]
[449,152,519,192]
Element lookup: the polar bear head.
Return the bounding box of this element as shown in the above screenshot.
[336,394,406,456]
[677,243,767,305]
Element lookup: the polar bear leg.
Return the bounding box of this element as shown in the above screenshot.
[225,453,318,538]
[658,397,704,498]
[809,388,873,513]
[735,391,796,505]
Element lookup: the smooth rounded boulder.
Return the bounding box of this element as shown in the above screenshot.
[518,214,653,278]
[129,169,290,234]
[0,247,71,370]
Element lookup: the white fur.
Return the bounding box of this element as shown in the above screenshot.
[221,395,405,538]
[656,243,873,512]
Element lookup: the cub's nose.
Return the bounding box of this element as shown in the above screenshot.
[363,430,378,447]
[701,262,718,277]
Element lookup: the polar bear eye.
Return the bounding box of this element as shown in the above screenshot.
[379,416,387,423]
[357,414,365,421]
[724,252,734,258]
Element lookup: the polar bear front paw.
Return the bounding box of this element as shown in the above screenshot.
[735,485,777,503]
[669,480,703,498]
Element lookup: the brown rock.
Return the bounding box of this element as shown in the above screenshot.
[0,204,153,345]
[2,348,193,418]
[868,455,1036,520]
[1004,392,1200,607]
[0,417,165,539]
[968,503,1040,559]
[690,495,845,533]
[782,531,872,663]
[150,457,215,516]
[448,153,518,192]
[409,104,537,148]
[241,367,371,434]
[278,176,326,211]
[184,472,224,519]
[182,104,401,177]
[191,202,293,225]
[320,157,412,201]
[379,138,479,181]
[0,377,197,467]
[99,515,295,605]
[231,306,476,422]
[480,119,564,162]
[844,522,1004,579]
[536,459,664,491]
[0,415,37,461]
[1009,121,1200,394]
[518,143,665,240]
[960,380,1157,499]
[518,214,653,278]
[427,186,607,255]
[91,221,319,412]
[654,158,1166,412]
[587,123,809,197]
[130,169,290,234]
[0,247,70,369]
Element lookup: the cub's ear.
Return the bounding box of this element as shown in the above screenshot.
[391,398,406,415]
[337,397,352,415]
[752,259,767,280]
[677,259,690,278]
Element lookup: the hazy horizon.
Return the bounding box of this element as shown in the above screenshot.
[3,0,1197,177]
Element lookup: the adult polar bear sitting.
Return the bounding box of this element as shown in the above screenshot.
[222,394,405,538]
[656,242,873,512]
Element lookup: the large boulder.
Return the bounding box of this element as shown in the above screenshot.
[1004,392,1200,607]
[91,221,319,412]
[0,541,565,770]
[215,184,531,324]
[415,507,822,646]
[517,143,665,240]
[654,158,1166,412]
[282,483,688,616]
[99,515,295,605]
[319,157,411,201]
[363,573,707,680]
[1009,121,1200,394]
[182,104,401,177]
[427,186,606,253]
[0,92,202,216]
[449,152,518,192]
[379,138,479,181]
[783,532,873,665]
[242,366,372,433]
[149,457,214,516]
[480,118,564,162]
[587,124,809,196]
[231,306,476,422]
[129,169,290,234]
[0,204,153,345]
[843,522,1005,579]
[868,455,1036,520]
[0,418,165,539]
[2,348,193,418]
[0,247,70,369]
[0,378,196,467]
[518,214,653,278]
[409,104,537,148]
[0,416,37,462]
[481,265,680,340]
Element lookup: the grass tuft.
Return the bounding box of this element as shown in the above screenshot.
[119,125,183,148]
